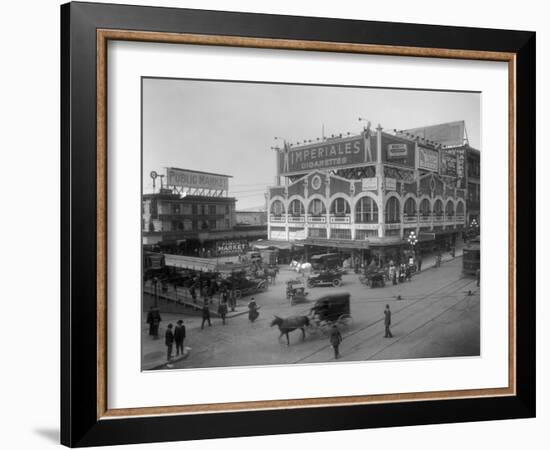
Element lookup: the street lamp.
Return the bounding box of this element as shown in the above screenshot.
[407,230,418,249]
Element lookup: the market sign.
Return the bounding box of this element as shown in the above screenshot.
[387,143,408,158]
[381,135,414,168]
[445,148,466,188]
[166,167,229,190]
[385,178,397,191]
[362,177,378,191]
[440,151,458,177]
[278,133,375,176]
[418,147,439,172]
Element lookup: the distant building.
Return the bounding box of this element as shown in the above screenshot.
[235,210,268,226]
[142,168,266,256]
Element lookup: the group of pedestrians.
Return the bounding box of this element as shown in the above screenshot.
[164,320,186,362]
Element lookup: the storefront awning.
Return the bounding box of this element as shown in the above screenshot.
[251,239,293,250]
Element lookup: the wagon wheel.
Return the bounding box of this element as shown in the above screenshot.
[337,314,353,330]
[234,289,242,299]
[332,278,341,287]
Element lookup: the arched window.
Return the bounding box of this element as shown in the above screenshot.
[457,201,465,215]
[404,198,416,216]
[434,199,444,216]
[445,201,455,217]
[288,199,305,216]
[270,200,285,216]
[420,198,431,216]
[330,197,350,216]
[308,198,326,216]
[355,197,378,223]
[385,197,400,223]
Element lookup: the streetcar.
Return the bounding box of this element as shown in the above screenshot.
[462,238,480,276]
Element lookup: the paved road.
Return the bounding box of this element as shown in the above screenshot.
[143,256,479,370]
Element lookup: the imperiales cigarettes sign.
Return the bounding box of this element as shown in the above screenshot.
[278,135,375,175]
[166,168,229,190]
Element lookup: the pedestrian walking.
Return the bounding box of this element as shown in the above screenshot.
[218,298,228,325]
[146,306,162,339]
[165,323,174,361]
[248,298,259,323]
[201,300,212,329]
[174,320,186,356]
[229,289,236,312]
[384,304,393,338]
[389,262,397,285]
[329,324,343,359]
[417,256,422,272]
[189,284,197,304]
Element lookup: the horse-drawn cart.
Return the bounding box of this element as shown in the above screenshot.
[359,270,386,288]
[270,292,353,346]
[308,293,352,336]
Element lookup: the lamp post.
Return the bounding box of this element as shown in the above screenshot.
[407,230,418,262]
[470,218,479,237]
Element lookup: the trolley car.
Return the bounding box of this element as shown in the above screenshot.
[462,238,480,276]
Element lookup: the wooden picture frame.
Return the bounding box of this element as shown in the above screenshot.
[61,2,535,447]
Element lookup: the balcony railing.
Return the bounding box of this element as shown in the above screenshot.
[433,214,444,222]
[307,214,327,223]
[269,214,287,222]
[419,214,432,223]
[288,214,305,223]
[403,214,418,223]
[329,214,351,224]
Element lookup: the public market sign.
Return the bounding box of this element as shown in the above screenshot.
[166,167,229,191]
[278,134,374,175]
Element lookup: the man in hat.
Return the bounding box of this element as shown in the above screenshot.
[201,299,212,329]
[165,323,174,361]
[384,304,393,338]
[146,305,162,339]
[174,320,186,356]
[329,324,343,359]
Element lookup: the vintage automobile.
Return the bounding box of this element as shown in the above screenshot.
[286,279,309,305]
[307,270,342,288]
[219,273,267,298]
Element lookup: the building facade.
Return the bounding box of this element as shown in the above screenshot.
[235,210,268,226]
[142,169,266,256]
[267,122,474,265]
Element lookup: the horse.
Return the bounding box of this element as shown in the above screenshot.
[289,261,312,274]
[266,267,279,284]
[270,315,310,346]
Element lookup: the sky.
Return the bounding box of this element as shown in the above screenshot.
[143,78,480,210]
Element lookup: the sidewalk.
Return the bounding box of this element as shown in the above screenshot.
[142,293,252,370]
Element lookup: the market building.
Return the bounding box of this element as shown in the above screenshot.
[142,168,266,256]
[266,121,476,266]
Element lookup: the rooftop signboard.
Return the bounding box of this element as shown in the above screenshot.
[278,133,375,176]
[166,167,230,191]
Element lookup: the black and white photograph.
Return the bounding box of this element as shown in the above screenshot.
[141,78,481,370]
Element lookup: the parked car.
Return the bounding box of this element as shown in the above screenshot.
[307,270,342,288]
